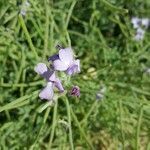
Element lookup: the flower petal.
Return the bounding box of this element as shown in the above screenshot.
[39,82,54,100]
[34,63,48,75]
[49,71,56,82]
[134,28,145,41]
[66,59,80,75]
[53,59,68,71]
[54,78,64,92]
[131,17,141,29]
[59,48,73,66]
[141,18,149,28]
[66,65,78,75]
[74,59,80,73]
[48,54,59,62]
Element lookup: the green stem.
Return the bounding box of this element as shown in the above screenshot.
[18,14,38,59]
[119,99,125,150]
[136,106,143,150]
[0,90,39,112]
[0,80,43,87]
[101,0,128,14]
[30,107,51,150]
[48,99,58,149]
[80,101,98,125]
[43,0,49,59]
[64,97,74,150]
[65,0,77,29]
[70,107,94,150]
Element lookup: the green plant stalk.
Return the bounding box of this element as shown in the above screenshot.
[43,0,49,59]
[48,99,58,149]
[0,80,43,87]
[20,69,26,96]
[14,49,25,92]
[70,107,94,150]
[30,107,51,150]
[65,0,77,29]
[0,90,39,112]
[18,14,38,59]
[136,106,143,150]
[101,0,128,14]
[64,97,74,150]
[80,100,98,125]
[119,99,125,150]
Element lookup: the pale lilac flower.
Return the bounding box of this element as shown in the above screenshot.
[131,17,150,41]
[20,1,30,16]
[48,47,80,75]
[34,63,64,100]
[70,86,80,97]
[141,18,149,28]
[134,28,145,41]
[39,82,54,100]
[131,17,141,29]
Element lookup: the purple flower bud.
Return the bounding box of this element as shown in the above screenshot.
[70,86,80,97]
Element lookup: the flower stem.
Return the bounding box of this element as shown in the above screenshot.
[64,97,74,150]
[43,0,49,59]
[136,106,143,150]
[48,99,58,149]
[18,14,39,59]
[70,107,94,150]
[119,99,125,150]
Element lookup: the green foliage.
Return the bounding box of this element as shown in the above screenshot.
[0,0,150,149]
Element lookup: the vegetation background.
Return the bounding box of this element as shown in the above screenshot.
[0,0,150,149]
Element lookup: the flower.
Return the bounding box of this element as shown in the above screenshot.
[70,86,80,97]
[131,17,150,41]
[134,28,145,41]
[141,18,149,28]
[39,82,54,100]
[131,17,141,29]
[48,47,80,75]
[34,63,64,100]
[20,0,30,16]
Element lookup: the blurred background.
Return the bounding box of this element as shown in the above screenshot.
[0,0,150,149]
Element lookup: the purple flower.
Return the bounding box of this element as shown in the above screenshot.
[131,17,141,29]
[39,82,54,100]
[20,1,30,16]
[70,86,80,97]
[48,47,80,75]
[134,28,145,41]
[34,63,64,100]
[141,18,149,29]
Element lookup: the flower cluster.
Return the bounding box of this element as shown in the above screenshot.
[34,46,80,100]
[20,0,30,16]
[131,17,149,41]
